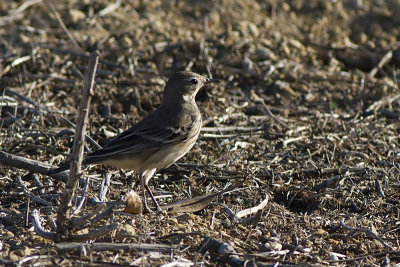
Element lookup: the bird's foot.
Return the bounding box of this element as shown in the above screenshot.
[142,198,154,214]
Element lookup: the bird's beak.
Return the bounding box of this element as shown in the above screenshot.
[204,78,220,84]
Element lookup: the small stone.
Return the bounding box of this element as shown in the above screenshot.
[253,47,277,61]
[115,224,136,241]
[69,9,86,23]
[175,213,195,223]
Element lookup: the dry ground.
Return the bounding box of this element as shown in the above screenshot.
[1,0,400,266]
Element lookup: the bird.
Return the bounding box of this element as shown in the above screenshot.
[49,71,220,212]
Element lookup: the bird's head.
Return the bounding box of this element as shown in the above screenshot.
[163,71,219,103]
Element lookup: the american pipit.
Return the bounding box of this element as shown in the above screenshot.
[49,71,219,212]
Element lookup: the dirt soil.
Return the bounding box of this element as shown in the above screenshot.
[1,0,400,266]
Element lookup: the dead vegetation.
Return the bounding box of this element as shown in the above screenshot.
[1,0,400,266]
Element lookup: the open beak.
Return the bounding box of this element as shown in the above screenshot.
[204,78,220,84]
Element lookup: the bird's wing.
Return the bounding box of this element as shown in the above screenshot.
[85,122,192,160]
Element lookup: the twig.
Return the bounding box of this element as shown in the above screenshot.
[291,167,383,179]
[12,0,43,14]
[201,133,261,139]
[379,109,400,119]
[283,136,307,147]
[366,93,400,113]
[24,197,30,227]
[60,117,102,149]
[56,242,177,253]
[236,195,269,218]
[222,195,269,226]
[201,126,266,132]
[30,173,44,190]
[72,176,90,215]
[369,50,393,78]
[0,151,68,181]
[56,50,99,239]
[200,175,242,181]
[31,209,55,241]
[0,108,27,127]
[162,187,235,214]
[5,88,35,106]
[96,0,121,17]
[97,173,111,202]
[70,203,107,229]
[0,56,31,78]
[312,175,342,192]
[339,219,394,250]
[45,1,82,51]
[375,179,385,198]
[69,223,119,242]
[75,202,119,231]
[326,251,400,263]
[16,175,51,206]
[251,92,290,129]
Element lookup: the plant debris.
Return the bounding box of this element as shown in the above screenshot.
[1,0,400,265]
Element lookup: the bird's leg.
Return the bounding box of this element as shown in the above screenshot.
[140,174,153,213]
[144,183,161,211]
[140,169,161,212]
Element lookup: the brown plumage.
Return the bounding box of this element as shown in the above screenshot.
[49,71,219,212]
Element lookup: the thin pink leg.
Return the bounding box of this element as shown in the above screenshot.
[144,183,161,211]
[140,174,153,213]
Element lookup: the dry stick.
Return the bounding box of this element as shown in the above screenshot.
[72,176,90,215]
[222,195,269,225]
[4,88,53,113]
[369,50,393,78]
[0,109,27,127]
[60,117,102,149]
[312,175,342,192]
[375,179,386,198]
[252,92,290,130]
[0,55,31,78]
[339,219,394,250]
[327,251,400,264]
[201,133,258,139]
[24,197,30,227]
[56,51,99,239]
[31,209,56,240]
[96,0,121,17]
[69,223,119,242]
[0,151,68,181]
[201,126,266,132]
[56,242,177,253]
[97,173,111,202]
[45,1,82,52]
[16,175,51,206]
[71,203,107,229]
[236,195,269,218]
[291,166,385,179]
[74,202,119,231]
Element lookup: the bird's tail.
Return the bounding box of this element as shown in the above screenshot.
[47,157,98,175]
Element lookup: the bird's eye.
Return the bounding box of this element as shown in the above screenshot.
[190,79,198,85]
